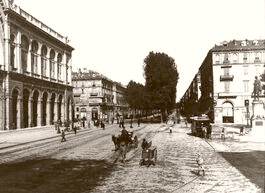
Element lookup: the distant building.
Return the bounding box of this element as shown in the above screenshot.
[0,1,74,130]
[72,68,128,122]
[180,39,265,125]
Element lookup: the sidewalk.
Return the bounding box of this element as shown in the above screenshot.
[211,123,265,143]
[0,126,60,149]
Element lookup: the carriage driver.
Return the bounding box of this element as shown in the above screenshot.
[120,127,132,145]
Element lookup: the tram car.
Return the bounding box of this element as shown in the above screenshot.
[190,114,210,138]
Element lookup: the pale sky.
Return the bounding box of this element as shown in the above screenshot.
[15,0,265,101]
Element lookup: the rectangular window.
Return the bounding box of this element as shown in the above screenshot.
[243,81,249,92]
[243,66,248,75]
[224,82,230,93]
[224,68,229,76]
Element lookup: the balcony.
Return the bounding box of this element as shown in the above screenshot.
[220,74,234,81]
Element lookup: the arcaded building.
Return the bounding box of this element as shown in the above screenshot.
[0,1,74,130]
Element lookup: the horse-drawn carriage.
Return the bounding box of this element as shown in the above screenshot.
[112,130,138,151]
[111,129,139,163]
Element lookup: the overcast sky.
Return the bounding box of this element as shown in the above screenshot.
[15,0,265,100]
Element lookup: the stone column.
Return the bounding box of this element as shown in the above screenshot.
[46,47,50,80]
[16,31,22,73]
[27,41,32,75]
[61,97,65,124]
[28,97,33,127]
[37,43,42,77]
[54,98,58,122]
[37,98,42,126]
[46,99,51,125]
[54,53,58,82]
[69,99,73,130]
[17,95,22,129]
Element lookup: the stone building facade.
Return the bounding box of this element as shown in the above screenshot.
[180,39,265,125]
[0,1,74,130]
[72,69,128,122]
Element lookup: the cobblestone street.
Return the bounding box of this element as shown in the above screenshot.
[91,123,265,193]
[0,122,264,193]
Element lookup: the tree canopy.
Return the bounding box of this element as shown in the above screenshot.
[143,51,179,110]
[125,51,179,121]
[125,80,146,110]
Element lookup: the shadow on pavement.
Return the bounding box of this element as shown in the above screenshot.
[0,158,116,193]
[219,151,265,191]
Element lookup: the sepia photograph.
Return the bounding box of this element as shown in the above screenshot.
[0,0,264,192]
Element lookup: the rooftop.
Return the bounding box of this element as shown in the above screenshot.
[212,39,265,52]
[4,0,69,45]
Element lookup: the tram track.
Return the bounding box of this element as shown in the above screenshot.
[0,127,117,163]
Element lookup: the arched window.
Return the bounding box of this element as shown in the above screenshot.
[215,54,220,64]
[232,53,237,63]
[223,53,229,64]
[10,34,16,70]
[50,49,55,79]
[21,35,29,73]
[222,101,234,123]
[57,53,62,80]
[31,40,38,74]
[41,45,47,77]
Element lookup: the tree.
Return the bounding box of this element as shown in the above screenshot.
[143,51,179,121]
[125,80,145,110]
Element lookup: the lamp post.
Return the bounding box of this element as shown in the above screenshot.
[245,99,249,127]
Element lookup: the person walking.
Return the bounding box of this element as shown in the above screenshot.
[73,126,77,135]
[240,126,245,136]
[137,117,141,127]
[221,127,226,140]
[185,118,188,127]
[61,129,66,142]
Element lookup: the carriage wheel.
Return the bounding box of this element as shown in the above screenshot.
[139,159,144,166]
[154,149,157,162]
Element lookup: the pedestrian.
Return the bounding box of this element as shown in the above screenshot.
[101,120,105,130]
[87,119,90,128]
[57,119,61,134]
[61,129,66,142]
[220,127,226,140]
[82,117,86,128]
[240,126,245,136]
[185,118,188,127]
[73,126,77,135]
[137,117,141,127]
[119,116,124,129]
[207,124,212,139]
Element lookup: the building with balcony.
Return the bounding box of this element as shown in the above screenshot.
[72,68,128,122]
[0,1,74,130]
[179,39,265,125]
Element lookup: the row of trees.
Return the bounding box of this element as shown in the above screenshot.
[125,51,179,122]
